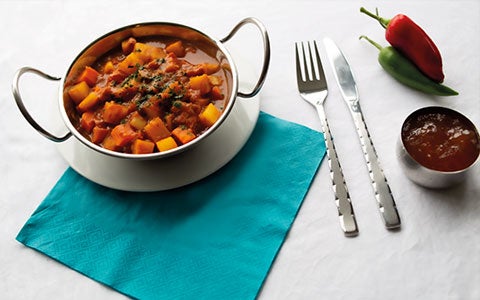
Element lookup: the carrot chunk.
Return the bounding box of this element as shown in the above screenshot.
[143,117,170,142]
[80,111,95,133]
[91,126,109,144]
[172,127,196,144]
[110,124,138,147]
[210,86,224,100]
[78,66,100,87]
[132,139,155,154]
[103,101,130,124]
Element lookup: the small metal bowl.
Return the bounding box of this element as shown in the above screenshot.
[397,106,480,188]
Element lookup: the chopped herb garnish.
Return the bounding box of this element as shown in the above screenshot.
[153,74,163,81]
[173,93,184,100]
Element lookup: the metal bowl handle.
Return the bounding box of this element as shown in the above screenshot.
[220,17,270,98]
[12,67,72,142]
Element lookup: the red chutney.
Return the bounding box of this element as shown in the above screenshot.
[64,37,228,154]
[401,107,480,172]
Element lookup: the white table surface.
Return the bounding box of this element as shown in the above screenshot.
[1,0,479,299]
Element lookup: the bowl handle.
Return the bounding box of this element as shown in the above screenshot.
[12,67,72,142]
[220,17,270,98]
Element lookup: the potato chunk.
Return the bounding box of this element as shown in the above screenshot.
[199,103,221,127]
[77,92,100,112]
[156,136,178,152]
[68,81,90,104]
[165,41,186,57]
[189,74,211,95]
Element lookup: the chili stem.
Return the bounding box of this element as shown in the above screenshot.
[360,7,390,28]
[359,35,383,51]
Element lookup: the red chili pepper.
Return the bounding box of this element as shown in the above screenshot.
[360,7,445,83]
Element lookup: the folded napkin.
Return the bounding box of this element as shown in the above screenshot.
[16,112,326,300]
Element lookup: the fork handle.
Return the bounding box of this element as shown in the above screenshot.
[350,109,401,229]
[316,105,358,236]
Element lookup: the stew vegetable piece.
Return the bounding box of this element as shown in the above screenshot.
[65,37,228,154]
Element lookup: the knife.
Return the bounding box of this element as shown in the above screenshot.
[323,37,401,230]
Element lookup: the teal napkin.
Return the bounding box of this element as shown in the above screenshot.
[16,112,326,300]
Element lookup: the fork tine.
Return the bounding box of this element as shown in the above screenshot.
[307,41,317,80]
[296,41,325,83]
[301,42,309,81]
[296,41,327,92]
[295,42,303,85]
[312,41,325,82]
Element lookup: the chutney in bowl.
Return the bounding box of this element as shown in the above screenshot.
[397,106,480,188]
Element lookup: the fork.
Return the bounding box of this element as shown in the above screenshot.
[295,41,358,236]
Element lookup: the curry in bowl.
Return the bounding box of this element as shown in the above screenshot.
[64,36,229,155]
[14,19,269,160]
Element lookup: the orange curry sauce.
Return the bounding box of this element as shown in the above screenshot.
[402,107,480,172]
[65,37,228,154]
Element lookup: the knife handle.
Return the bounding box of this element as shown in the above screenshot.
[316,105,358,236]
[351,110,401,229]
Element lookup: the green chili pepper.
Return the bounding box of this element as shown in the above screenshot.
[360,35,458,96]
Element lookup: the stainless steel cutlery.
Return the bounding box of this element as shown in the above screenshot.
[295,41,359,237]
[296,38,401,234]
[323,37,401,230]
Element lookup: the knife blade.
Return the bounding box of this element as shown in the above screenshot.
[323,37,401,230]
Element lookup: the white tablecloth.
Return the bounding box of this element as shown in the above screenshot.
[1,0,479,299]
